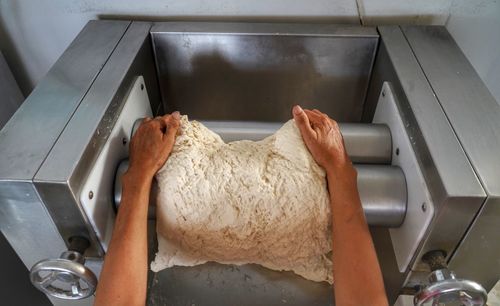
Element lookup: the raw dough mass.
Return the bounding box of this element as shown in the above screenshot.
[151,116,333,283]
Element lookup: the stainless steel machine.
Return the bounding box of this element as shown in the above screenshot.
[0,21,498,306]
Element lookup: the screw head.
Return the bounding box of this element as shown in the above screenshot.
[382,90,386,97]
[88,191,94,200]
[395,147,400,156]
[122,137,127,146]
[421,202,427,212]
[140,84,144,91]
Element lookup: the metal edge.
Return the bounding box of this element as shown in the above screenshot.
[151,21,378,37]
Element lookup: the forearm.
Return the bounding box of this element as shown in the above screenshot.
[94,170,151,306]
[327,166,388,306]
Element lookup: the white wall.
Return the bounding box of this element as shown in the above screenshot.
[0,0,458,95]
[445,0,500,103]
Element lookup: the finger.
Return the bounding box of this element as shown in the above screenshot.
[304,109,323,124]
[292,105,315,139]
[163,112,181,142]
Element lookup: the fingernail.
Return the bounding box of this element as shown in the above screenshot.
[293,105,303,115]
[172,111,180,119]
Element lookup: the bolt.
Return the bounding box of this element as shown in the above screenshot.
[88,191,94,200]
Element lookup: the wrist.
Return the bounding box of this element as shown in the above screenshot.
[325,162,356,180]
[123,166,153,188]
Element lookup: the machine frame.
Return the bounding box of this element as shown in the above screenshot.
[0,21,498,305]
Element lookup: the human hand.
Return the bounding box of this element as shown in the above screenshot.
[292,105,354,175]
[127,112,181,180]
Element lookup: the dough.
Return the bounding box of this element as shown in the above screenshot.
[151,116,332,283]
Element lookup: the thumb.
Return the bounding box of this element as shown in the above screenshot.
[293,105,315,140]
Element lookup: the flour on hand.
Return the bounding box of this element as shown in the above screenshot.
[151,116,333,283]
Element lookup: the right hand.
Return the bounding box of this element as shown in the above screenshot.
[292,105,354,175]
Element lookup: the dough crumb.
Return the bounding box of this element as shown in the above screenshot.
[152,116,332,283]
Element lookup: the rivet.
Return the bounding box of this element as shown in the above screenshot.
[88,191,94,200]
[421,202,427,212]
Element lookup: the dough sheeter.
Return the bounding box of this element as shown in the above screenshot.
[0,21,498,306]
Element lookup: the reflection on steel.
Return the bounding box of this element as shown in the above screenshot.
[201,121,392,164]
[114,161,406,227]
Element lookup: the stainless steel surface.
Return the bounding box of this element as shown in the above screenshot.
[114,159,157,220]
[401,26,500,292]
[131,118,144,138]
[414,270,487,306]
[0,20,130,181]
[115,160,406,227]
[30,251,97,300]
[340,123,392,164]
[356,165,406,227]
[151,22,378,123]
[364,26,486,297]
[0,51,24,129]
[0,19,129,285]
[113,159,129,209]
[146,220,334,306]
[34,22,158,257]
[3,20,496,306]
[201,121,392,164]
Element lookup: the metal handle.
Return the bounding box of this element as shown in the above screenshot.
[29,237,97,300]
[414,251,487,306]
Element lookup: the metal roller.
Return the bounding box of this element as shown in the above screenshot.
[201,121,392,164]
[115,119,405,227]
[356,165,407,227]
[114,162,406,227]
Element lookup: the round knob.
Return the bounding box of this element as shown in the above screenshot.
[30,250,97,300]
[414,269,487,306]
[415,250,488,306]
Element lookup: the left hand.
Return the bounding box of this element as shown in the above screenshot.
[128,112,181,180]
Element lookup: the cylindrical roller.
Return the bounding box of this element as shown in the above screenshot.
[341,123,392,164]
[356,165,407,227]
[113,161,406,227]
[114,159,157,219]
[200,121,392,164]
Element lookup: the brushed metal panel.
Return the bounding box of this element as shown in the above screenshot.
[35,22,157,257]
[401,26,500,291]
[0,20,130,181]
[151,22,378,123]
[364,26,485,296]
